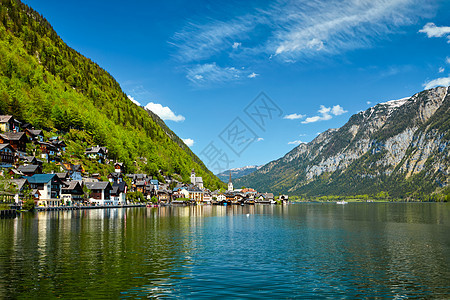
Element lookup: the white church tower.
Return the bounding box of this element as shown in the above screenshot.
[228,171,233,192]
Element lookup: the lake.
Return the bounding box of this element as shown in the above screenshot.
[0,203,449,298]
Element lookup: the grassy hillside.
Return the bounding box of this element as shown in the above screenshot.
[0,0,224,190]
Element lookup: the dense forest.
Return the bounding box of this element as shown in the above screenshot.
[0,0,224,190]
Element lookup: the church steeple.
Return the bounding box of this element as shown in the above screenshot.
[227,171,233,191]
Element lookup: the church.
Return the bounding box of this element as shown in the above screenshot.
[190,169,204,189]
[228,171,233,192]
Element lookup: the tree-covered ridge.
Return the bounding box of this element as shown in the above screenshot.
[0,0,224,190]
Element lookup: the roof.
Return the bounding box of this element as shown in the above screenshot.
[23,156,37,163]
[0,115,13,123]
[1,132,26,141]
[0,144,14,151]
[108,172,123,178]
[26,129,43,136]
[8,179,27,191]
[27,174,58,184]
[135,180,146,186]
[85,181,111,191]
[85,146,107,154]
[111,181,127,194]
[62,181,83,191]
[55,172,69,180]
[17,165,39,173]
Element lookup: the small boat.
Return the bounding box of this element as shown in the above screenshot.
[336,200,348,205]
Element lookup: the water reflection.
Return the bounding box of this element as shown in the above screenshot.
[0,203,449,298]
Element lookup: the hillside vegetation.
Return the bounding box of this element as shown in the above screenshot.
[0,0,224,189]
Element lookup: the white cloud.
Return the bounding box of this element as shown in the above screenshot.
[232,42,242,49]
[367,101,372,105]
[144,102,185,122]
[182,138,194,147]
[423,76,450,90]
[331,105,347,115]
[419,23,450,42]
[256,137,264,142]
[446,57,450,64]
[172,0,425,65]
[302,104,347,124]
[439,67,445,73]
[248,72,259,78]
[127,95,141,106]
[284,113,305,120]
[288,140,304,145]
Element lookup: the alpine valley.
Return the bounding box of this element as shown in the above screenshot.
[236,86,450,200]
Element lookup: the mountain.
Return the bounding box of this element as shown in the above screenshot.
[236,87,450,200]
[0,0,224,190]
[216,165,261,183]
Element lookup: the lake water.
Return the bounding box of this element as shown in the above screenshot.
[0,203,449,298]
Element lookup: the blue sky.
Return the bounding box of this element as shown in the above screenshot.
[23,0,450,174]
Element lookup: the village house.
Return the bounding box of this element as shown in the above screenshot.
[37,141,57,162]
[60,163,83,181]
[84,181,112,206]
[27,174,63,207]
[187,186,204,203]
[9,178,29,204]
[24,128,44,142]
[114,162,125,173]
[22,156,43,166]
[61,181,84,206]
[0,132,28,153]
[0,115,14,132]
[84,146,108,163]
[111,181,127,205]
[0,115,20,133]
[203,192,212,204]
[173,187,189,199]
[0,144,15,165]
[157,189,171,203]
[108,172,123,183]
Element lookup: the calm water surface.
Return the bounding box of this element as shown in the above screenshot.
[0,203,449,298]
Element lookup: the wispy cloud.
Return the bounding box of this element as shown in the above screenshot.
[446,57,450,64]
[127,95,141,106]
[288,140,305,145]
[248,72,259,78]
[439,67,445,73]
[182,138,194,147]
[172,0,426,65]
[283,113,305,120]
[419,23,450,42]
[302,104,347,124]
[256,137,264,142]
[144,102,185,122]
[423,76,450,90]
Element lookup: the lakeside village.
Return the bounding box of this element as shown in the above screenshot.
[0,115,288,213]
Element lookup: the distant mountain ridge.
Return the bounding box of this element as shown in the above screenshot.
[216,165,261,183]
[236,86,450,200]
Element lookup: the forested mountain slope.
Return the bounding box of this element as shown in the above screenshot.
[0,0,224,189]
